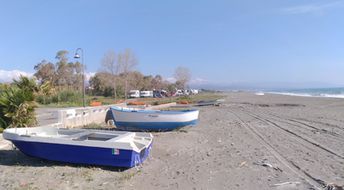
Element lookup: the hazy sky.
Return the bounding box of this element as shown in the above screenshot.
[0,0,343,88]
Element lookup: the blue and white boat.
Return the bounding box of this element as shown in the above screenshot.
[3,126,153,168]
[110,106,199,131]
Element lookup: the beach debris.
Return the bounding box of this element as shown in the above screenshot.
[271,181,301,187]
[177,129,188,133]
[195,99,224,107]
[324,183,344,190]
[253,161,283,172]
[239,161,247,167]
[102,182,109,186]
[274,103,305,107]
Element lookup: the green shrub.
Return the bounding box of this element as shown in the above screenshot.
[176,96,192,103]
[0,77,37,129]
[57,90,82,102]
[37,90,84,106]
[36,95,54,105]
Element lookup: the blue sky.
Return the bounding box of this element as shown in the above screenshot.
[0,0,343,88]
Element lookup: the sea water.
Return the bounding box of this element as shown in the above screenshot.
[268,87,344,99]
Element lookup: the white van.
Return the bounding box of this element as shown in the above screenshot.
[129,90,140,98]
[140,91,153,98]
[174,89,184,96]
[190,89,199,95]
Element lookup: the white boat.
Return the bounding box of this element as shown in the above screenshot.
[3,126,153,167]
[110,106,199,131]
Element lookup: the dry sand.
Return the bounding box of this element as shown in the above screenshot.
[1,92,344,190]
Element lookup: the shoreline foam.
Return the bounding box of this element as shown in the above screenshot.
[267,92,344,99]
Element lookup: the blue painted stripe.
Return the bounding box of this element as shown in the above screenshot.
[114,120,198,131]
[12,140,152,168]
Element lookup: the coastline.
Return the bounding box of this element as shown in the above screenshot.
[262,87,344,99]
[0,92,343,189]
[266,91,344,99]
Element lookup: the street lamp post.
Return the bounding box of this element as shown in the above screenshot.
[74,48,86,107]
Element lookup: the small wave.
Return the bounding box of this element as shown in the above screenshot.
[269,92,313,97]
[255,92,265,96]
[268,92,344,99]
[319,94,344,98]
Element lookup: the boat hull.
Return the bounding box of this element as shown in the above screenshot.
[115,120,198,131]
[3,126,153,168]
[11,139,152,168]
[111,107,199,131]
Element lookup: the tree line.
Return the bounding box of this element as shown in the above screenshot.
[34,50,83,91]
[33,49,191,103]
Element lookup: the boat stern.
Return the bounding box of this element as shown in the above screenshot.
[129,132,153,167]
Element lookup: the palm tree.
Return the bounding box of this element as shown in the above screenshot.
[0,76,38,128]
[38,81,55,104]
[13,75,39,98]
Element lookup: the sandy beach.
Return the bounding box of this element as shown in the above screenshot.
[1,92,344,190]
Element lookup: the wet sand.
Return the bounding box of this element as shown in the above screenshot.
[1,92,344,190]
